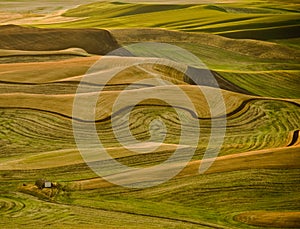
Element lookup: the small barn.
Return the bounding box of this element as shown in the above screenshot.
[35,179,52,189]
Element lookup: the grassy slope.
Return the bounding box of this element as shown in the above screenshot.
[1,165,299,228]
[1,24,299,97]
[37,1,300,42]
[218,70,300,98]
[4,2,298,98]
[109,28,300,98]
[1,86,299,147]
[1,91,299,226]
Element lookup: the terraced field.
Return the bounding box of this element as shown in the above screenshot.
[0,0,300,228]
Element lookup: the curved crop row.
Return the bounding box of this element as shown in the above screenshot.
[0,97,299,164]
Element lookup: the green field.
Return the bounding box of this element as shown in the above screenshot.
[0,0,299,228]
[39,1,300,42]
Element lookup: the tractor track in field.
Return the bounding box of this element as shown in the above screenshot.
[48,197,228,229]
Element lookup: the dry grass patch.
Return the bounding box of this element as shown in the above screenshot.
[70,145,300,190]
[0,48,91,57]
[0,56,99,83]
[0,25,119,55]
[0,143,187,170]
[234,211,300,228]
[179,145,300,177]
[0,85,249,120]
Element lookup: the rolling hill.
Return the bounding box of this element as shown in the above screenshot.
[0,1,299,228]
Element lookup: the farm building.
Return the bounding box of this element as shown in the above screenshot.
[35,179,52,189]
